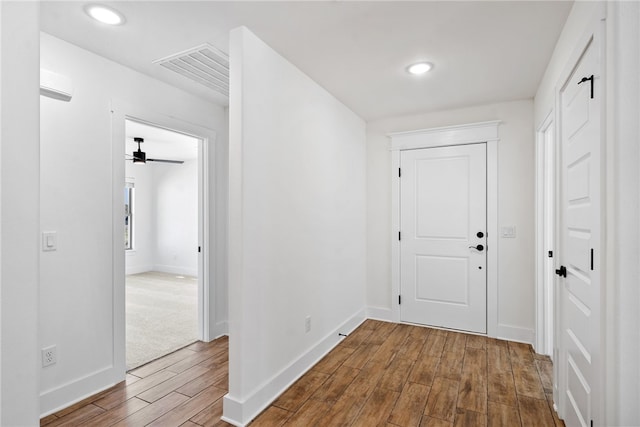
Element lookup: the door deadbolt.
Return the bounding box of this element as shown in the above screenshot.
[477,231,484,238]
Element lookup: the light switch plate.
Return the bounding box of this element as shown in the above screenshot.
[42,231,57,251]
[500,226,516,238]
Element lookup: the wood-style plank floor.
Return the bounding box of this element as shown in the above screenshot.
[41,337,232,427]
[41,320,563,427]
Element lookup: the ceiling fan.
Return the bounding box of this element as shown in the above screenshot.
[126,137,184,164]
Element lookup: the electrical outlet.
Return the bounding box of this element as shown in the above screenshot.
[42,345,57,367]
[305,316,311,333]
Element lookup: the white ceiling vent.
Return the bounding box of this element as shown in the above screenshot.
[154,44,229,97]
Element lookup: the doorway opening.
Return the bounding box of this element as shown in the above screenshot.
[124,119,203,369]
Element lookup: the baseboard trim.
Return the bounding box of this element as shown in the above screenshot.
[125,264,153,275]
[497,324,535,345]
[40,366,124,417]
[212,321,229,339]
[222,309,366,426]
[366,306,393,322]
[153,264,198,277]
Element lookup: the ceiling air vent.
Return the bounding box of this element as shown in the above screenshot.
[153,44,229,97]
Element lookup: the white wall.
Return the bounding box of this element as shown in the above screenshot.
[39,32,227,415]
[1,2,41,425]
[366,99,535,343]
[153,160,198,276]
[604,2,640,425]
[224,27,367,425]
[125,160,198,277]
[125,163,154,275]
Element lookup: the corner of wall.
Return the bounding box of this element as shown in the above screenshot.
[1,2,41,425]
[496,324,535,346]
[365,306,394,323]
[222,310,365,426]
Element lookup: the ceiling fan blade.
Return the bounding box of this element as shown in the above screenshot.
[147,158,184,164]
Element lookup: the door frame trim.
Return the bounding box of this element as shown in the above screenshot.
[389,120,500,337]
[111,99,218,375]
[535,110,555,356]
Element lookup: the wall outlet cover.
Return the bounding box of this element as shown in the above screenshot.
[42,345,57,367]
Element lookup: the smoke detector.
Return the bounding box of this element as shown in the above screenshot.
[154,44,229,97]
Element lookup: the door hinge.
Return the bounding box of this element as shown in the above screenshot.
[398,295,401,305]
[578,74,594,99]
[398,168,401,177]
[548,250,553,258]
[398,231,401,241]
[198,246,201,253]
[590,248,594,270]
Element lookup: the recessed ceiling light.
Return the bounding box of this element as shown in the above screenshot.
[84,4,125,25]
[407,62,433,75]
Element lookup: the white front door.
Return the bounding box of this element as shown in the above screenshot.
[400,143,487,333]
[557,30,602,427]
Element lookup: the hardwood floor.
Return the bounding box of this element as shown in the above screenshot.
[41,320,563,427]
[254,320,562,427]
[40,337,232,427]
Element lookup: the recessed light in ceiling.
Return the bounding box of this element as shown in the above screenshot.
[84,4,125,25]
[407,62,433,75]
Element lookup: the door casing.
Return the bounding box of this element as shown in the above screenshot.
[390,121,500,338]
[111,99,218,377]
[535,111,556,357]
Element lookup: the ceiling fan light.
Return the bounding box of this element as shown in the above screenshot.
[132,137,146,163]
[133,150,146,164]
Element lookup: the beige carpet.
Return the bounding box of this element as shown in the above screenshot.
[126,271,198,369]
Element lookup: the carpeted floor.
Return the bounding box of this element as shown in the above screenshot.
[126,271,198,369]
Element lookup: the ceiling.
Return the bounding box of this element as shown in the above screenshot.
[126,120,199,162]
[40,1,573,121]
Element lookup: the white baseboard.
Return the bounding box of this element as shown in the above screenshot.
[366,306,393,322]
[40,366,124,417]
[222,309,366,426]
[125,264,153,275]
[497,324,535,346]
[212,321,228,339]
[153,264,198,277]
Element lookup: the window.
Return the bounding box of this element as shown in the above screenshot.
[125,182,134,250]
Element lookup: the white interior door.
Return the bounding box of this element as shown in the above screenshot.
[400,143,487,333]
[557,31,601,427]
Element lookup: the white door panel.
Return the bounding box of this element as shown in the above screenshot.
[558,30,601,427]
[400,144,487,333]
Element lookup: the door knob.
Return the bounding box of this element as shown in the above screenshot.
[555,265,567,278]
[469,244,484,251]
